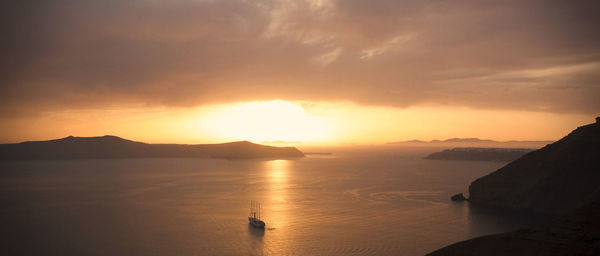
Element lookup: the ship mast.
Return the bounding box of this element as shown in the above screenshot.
[249,200,262,220]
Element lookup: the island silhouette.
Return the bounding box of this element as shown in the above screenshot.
[0,135,305,160]
[386,138,553,148]
[425,147,534,162]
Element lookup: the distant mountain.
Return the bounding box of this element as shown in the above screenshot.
[387,138,552,148]
[0,135,305,160]
[259,140,303,146]
[425,148,534,162]
[428,117,600,255]
[444,138,495,143]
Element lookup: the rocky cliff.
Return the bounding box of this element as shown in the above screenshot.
[468,119,600,215]
[429,118,600,255]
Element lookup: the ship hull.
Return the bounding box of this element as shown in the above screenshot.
[248,217,265,228]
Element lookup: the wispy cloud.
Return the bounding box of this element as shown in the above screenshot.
[1,0,599,116]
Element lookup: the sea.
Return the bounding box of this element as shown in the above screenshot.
[0,147,542,255]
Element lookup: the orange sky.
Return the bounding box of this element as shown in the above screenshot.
[1,1,598,144]
[0,100,593,145]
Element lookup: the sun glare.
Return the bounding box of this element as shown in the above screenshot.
[203,100,332,143]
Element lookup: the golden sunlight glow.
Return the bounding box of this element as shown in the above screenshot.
[0,101,592,145]
[203,100,332,143]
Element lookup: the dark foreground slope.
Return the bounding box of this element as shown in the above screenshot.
[425,148,533,162]
[428,197,600,256]
[0,136,305,160]
[469,119,600,215]
[429,118,600,255]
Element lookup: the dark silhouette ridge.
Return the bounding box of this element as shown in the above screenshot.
[425,148,534,162]
[0,135,305,160]
[469,119,600,215]
[428,117,600,255]
[427,196,600,256]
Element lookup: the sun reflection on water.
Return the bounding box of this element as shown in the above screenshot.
[266,160,289,228]
[268,160,288,186]
[251,159,297,254]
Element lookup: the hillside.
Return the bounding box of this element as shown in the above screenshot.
[468,118,600,215]
[428,195,600,256]
[0,136,305,160]
[429,117,600,255]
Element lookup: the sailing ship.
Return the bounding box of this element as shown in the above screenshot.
[249,200,266,228]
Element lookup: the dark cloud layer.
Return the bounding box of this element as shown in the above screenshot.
[1,0,599,116]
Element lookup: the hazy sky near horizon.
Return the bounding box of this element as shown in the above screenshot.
[1,0,599,144]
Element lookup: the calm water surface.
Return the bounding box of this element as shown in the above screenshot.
[0,147,538,255]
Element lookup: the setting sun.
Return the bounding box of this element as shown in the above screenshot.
[2,1,599,255]
[202,100,332,143]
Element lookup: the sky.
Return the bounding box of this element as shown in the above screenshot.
[1,0,599,144]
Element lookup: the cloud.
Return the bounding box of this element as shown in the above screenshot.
[313,47,343,65]
[360,34,412,60]
[1,0,599,116]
